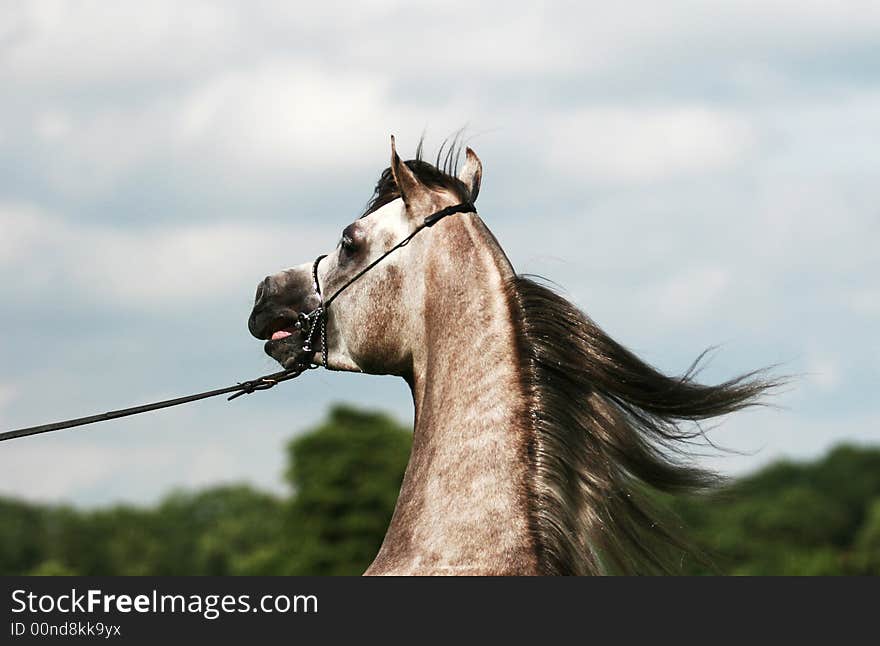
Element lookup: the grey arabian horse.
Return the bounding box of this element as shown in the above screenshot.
[248,137,775,575]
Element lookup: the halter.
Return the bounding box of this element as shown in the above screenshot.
[0,200,475,443]
[295,200,476,370]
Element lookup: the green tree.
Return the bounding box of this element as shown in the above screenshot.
[0,498,48,574]
[2,412,879,576]
[851,498,880,574]
[673,444,880,575]
[27,560,79,576]
[280,405,412,575]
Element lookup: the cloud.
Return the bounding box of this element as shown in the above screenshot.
[174,60,445,177]
[4,1,880,101]
[545,106,756,184]
[848,289,880,318]
[0,383,18,424]
[1,0,878,506]
[4,2,879,206]
[33,109,72,141]
[24,103,178,198]
[702,410,880,477]
[0,202,326,311]
[0,1,240,87]
[805,354,842,392]
[0,441,172,502]
[638,266,732,326]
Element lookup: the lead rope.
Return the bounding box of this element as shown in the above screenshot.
[0,367,305,443]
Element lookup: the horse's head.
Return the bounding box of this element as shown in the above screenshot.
[248,137,483,377]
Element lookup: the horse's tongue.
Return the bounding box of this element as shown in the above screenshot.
[271,330,293,341]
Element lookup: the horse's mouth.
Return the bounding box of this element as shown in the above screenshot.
[269,326,298,341]
[263,318,313,369]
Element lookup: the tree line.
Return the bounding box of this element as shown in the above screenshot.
[1,406,878,575]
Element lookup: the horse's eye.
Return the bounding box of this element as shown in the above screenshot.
[340,224,359,254]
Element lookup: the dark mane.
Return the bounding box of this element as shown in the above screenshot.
[507,276,779,575]
[362,136,471,217]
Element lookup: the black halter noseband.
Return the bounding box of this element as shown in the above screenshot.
[295,200,476,370]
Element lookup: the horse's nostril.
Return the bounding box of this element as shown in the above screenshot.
[254,277,270,306]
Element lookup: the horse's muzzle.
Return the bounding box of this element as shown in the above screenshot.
[248,266,319,341]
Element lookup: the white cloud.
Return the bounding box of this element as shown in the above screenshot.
[170,60,489,182]
[19,102,184,198]
[33,109,72,141]
[638,266,732,326]
[848,290,880,317]
[176,61,395,174]
[805,354,842,392]
[0,1,240,87]
[545,107,756,184]
[0,441,171,502]
[0,202,327,311]
[7,64,470,198]
[701,410,880,477]
[4,1,880,203]
[4,0,880,100]
[0,383,18,424]
[1,0,879,506]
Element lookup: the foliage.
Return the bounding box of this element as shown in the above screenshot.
[671,445,880,575]
[0,406,878,575]
[280,406,412,575]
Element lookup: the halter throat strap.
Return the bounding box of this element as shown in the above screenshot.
[303,200,476,369]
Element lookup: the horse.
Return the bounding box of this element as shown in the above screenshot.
[247,136,775,575]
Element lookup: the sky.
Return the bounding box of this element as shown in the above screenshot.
[0,0,878,506]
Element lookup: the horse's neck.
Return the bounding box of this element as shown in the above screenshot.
[365,216,541,575]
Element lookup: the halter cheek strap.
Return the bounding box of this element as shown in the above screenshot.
[297,255,327,367]
[299,201,476,370]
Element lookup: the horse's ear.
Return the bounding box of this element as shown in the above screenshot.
[458,147,482,202]
[390,135,422,207]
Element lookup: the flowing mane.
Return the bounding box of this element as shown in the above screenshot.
[508,277,775,574]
